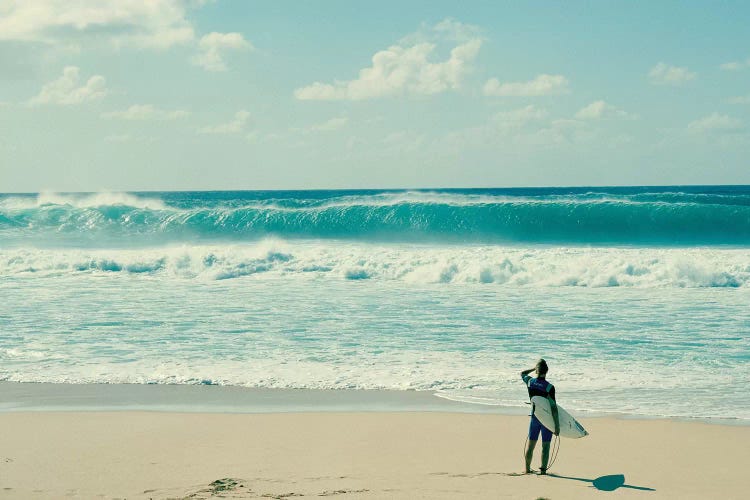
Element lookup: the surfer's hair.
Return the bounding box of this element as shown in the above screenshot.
[536,359,548,376]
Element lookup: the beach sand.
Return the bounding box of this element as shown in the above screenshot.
[0,411,746,499]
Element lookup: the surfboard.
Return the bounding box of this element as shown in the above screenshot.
[530,395,588,439]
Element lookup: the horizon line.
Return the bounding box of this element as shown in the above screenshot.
[2,183,750,196]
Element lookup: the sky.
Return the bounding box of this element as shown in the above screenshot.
[1,0,749,192]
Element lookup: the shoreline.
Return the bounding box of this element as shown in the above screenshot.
[1,381,746,426]
[0,381,512,414]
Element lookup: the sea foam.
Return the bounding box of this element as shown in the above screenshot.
[2,242,748,287]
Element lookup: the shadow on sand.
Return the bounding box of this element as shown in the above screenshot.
[549,473,655,492]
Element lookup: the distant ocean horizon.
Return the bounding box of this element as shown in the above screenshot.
[1,186,749,421]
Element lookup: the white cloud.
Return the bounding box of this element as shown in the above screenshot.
[720,62,743,71]
[648,62,696,85]
[0,0,195,49]
[294,20,482,100]
[550,118,586,130]
[28,66,107,106]
[198,110,250,134]
[483,74,569,97]
[688,113,743,133]
[103,133,155,144]
[380,130,426,155]
[247,131,281,144]
[728,94,750,104]
[191,32,253,72]
[720,58,750,71]
[287,116,350,138]
[431,18,482,42]
[309,116,349,132]
[101,104,189,120]
[575,100,635,120]
[441,104,601,154]
[491,105,548,128]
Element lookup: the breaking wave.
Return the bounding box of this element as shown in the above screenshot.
[1,187,750,246]
[3,242,749,287]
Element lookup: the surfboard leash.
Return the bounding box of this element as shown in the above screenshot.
[521,433,561,474]
[546,434,561,472]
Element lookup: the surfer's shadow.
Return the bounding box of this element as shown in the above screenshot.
[549,473,655,492]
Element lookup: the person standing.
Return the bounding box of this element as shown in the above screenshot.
[521,359,559,474]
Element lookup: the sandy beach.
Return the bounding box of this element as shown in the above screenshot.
[0,410,746,499]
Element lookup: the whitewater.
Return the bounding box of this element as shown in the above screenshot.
[1,187,749,420]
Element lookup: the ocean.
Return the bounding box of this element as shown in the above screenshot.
[1,186,748,421]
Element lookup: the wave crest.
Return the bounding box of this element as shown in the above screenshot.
[1,191,167,210]
[2,189,750,245]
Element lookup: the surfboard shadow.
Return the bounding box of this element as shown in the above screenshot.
[548,473,655,492]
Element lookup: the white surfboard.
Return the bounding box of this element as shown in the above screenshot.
[530,395,588,439]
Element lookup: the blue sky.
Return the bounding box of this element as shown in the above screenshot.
[1,1,749,192]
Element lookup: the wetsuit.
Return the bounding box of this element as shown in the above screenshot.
[522,373,556,442]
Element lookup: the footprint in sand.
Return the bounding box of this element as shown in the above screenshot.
[208,478,244,493]
[319,489,370,496]
[175,478,251,498]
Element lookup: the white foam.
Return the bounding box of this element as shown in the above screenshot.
[2,241,749,288]
[258,191,655,211]
[2,260,748,419]
[1,351,746,419]
[0,191,169,210]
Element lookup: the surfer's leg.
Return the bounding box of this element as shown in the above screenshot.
[539,427,552,474]
[526,416,542,472]
[525,439,537,473]
[540,441,550,474]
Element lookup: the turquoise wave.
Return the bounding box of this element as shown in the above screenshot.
[1,187,750,246]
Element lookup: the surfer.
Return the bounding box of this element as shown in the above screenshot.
[521,358,559,475]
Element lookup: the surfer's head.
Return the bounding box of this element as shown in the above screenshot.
[535,359,548,377]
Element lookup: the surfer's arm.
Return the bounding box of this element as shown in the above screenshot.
[520,368,534,384]
[548,387,560,435]
[549,397,560,435]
